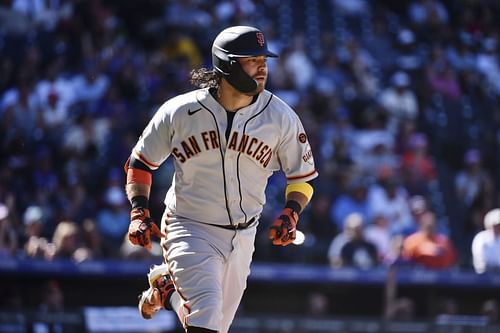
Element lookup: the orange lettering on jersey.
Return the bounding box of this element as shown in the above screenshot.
[225,132,273,168]
[255,145,268,160]
[262,150,272,167]
[238,134,249,152]
[209,130,219,148]
[251,141,263,158]
[181,140,195,159]
[188,136,202,154]
[172,148,186,163]
[201,131,211,150]
[227,132,238,150]
[247,138,258,156]
[302,149,313,165]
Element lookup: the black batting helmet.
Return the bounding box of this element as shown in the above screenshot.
[212,26,278,93]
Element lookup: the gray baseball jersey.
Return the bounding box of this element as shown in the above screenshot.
[132,88,318,227]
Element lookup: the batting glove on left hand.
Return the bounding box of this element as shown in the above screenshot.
[128,208,164,249]
[269,208,298,246]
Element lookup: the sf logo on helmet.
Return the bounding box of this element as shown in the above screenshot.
[256,32,265,47]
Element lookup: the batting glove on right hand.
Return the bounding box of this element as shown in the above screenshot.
[128,208,164,249]
[269,208,298,246]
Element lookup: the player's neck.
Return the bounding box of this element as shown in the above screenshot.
[216,81,255,112]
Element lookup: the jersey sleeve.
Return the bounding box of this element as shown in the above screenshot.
[277,111,318,184]
[132,104,173,170]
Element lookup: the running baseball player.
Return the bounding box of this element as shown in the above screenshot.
[124,25,318,333]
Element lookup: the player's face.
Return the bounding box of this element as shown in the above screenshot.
[239,56,268,94]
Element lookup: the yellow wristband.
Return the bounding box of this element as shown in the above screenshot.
[285,182,314,202]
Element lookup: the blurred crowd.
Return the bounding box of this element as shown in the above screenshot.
[1,0,500,275]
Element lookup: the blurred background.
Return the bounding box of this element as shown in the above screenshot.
[1,0,500,332]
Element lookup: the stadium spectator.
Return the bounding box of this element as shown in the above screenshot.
[402,211,457,269]
[408,0,449,29]
[455,150,491,206]
[327,212,364,268]
[352,111,398,177]
[363,15,395,72]
[378,71,419,135]
[71,59,110,107]
[426,45,461,101]
[400,132,437,195]
[339,216,380,269]
[330,177,371,232]
[46,220,87,262]
[454,149,495,231]
[393,28,424,75]
[403,194,431,236]
[356,136,399,179]
[367,166,414,235]
[471,208,500,274]
[284,34,316,91]
[476,37,500,96]
[22,205,50,259]
[39,90,68,132]
[0,203,17,257]
[95,184,130,256]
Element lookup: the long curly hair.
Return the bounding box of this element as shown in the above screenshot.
[190,68,221,89]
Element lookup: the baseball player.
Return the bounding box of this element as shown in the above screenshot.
[124,25,318,333]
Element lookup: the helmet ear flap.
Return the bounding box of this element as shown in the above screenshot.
[227,60,257,93]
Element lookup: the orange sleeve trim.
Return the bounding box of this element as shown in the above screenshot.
[287,169,318,181]
[127,168,152,185]
[133,149,160,169]
[123,156,131,174]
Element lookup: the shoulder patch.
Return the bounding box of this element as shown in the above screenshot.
[298,133,307,143]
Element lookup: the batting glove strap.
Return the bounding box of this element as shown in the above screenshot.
[269,208,299,246]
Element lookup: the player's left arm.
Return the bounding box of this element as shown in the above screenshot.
[269,106,318,246]
[269,181,314,246]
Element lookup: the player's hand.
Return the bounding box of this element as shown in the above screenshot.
[269,208,298,246]
[128,208,164,249]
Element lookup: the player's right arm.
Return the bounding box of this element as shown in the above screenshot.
[124,103,174,249]
[124,156,163,249]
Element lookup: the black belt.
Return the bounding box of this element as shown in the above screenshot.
[212,217,257,230]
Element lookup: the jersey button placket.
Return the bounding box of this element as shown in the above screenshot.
[225,151,239,222]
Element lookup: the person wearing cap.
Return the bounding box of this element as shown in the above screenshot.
[339,214,380,269]
[378,70,418,135]
[327,212,365,268]
[124,26,318,332]
[22,205,51,259]
[471,208,500,274]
